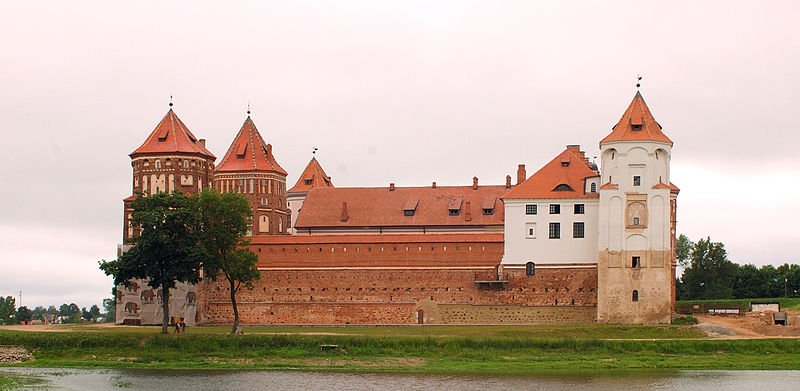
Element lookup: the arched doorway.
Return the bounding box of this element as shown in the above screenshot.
[417,310,424,325]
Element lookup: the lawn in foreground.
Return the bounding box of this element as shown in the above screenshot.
[1,325,799,373]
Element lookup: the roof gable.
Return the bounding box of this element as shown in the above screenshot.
[503,146,599,200]
[215,117,287,174]
[288,157,334,193]
[131,109,216,158]
[601,91,672,145]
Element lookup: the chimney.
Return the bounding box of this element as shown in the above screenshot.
[389,183,395,191]
[432,181,437,189]
[517,164,526,185]
[464,201,472,222]
[472,177,478,190]
[199,139,206,146]
[340,202,349,222]
[505,175,512,188]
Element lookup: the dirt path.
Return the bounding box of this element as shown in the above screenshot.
[694,311,800,339]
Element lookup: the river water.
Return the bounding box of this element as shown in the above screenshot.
[2,368,799,390]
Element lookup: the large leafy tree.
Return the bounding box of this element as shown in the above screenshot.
[681,237,737,300]
[0,296,16,325]
[16,306,33,323]
[196,190,260,335]
[100,191,202,334]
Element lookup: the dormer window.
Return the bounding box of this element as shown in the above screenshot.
[632,124,642,131]
[553,184,573,191]
[304,179,313,185]
[482,208,493,215]
[403,198,419,217]
[236,143,247,158]
[447,198,462,216]
[631,117,643,131]
[404,210,415,217]
[448,209,460,216]
[560,158,570,167]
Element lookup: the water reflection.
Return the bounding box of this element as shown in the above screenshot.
[2,368,799,391]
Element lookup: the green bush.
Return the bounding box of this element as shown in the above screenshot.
[672,315,699,325]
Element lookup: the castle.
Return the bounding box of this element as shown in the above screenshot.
[116,91,679,325]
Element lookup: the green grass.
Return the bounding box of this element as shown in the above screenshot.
[1,327,799,373]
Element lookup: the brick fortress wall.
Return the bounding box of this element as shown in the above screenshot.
[198,234,598,324]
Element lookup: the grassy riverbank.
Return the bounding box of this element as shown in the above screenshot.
[1,325,799,373]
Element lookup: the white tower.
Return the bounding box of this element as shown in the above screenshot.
[596,91,679,324]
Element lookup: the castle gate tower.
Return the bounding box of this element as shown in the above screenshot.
[214,114,289,235]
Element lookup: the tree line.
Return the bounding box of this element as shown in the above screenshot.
[676,234,800,300]
[0,296,113,325]
[100,189,259,335]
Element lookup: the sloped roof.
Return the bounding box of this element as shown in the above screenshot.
[295,185,507,229]
[288,157,334,193]
[130,109,215,158]
[503,146,600,200]
[600,91,672,145]
[215,117,287,174]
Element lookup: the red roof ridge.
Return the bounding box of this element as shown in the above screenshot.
[288,157,334,193]
[131,109,215,158]
[600,91,672,145]
[652,181,671,189]
[216,116,287,174]
[503,146,600,200]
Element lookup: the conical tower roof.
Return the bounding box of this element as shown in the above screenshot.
[600,91,672,145]
[130,109,215,158]
[215,116,287,174]
[288,157,334,193]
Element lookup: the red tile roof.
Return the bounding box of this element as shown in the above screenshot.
[288,157,334,193]
[295,185,508,229]
[131,109,215,158]
[601,91,672,144]
[249,233,503,245]
[503,146,600,200]
[215,117,287,174]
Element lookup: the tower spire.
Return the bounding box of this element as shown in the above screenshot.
[636,74,642,90]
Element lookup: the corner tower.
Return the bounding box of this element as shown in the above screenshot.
[596,91,679,324]
[124,106,216,244]
[214,114,288,235]
[287,156,334,233]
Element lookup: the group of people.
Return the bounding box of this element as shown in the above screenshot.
[174,320,187,334]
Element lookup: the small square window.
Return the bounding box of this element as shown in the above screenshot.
[525,204,537,215]
[633,217,640,225]
[526,223,536,238]
[549,204,560,214]
[549,222,560,239]
[633,176,641,186]
[573,222,585,238]
[632,256,641,268]
[574,204,584,214]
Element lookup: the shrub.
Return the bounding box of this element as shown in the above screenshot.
[672,315,699,325]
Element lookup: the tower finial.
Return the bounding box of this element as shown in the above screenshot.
[312,147,318,156]
[247,101,251,116]
[169,94,173,108]
[636,74,642,89]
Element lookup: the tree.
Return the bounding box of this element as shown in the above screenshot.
[89,304,101,320]
[16,306,33,323]
[0,296,16,325]
[81,307,92,321]
[197,190,261,335]
[100,191,202,334]
[681,237,737,300]
[676,234,693,267]
[102,298,116,323]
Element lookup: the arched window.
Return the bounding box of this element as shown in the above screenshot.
[155,160,161,169]
[278,217,283,232]
[261,197,267,206]
[553,184,574,191]
[526,262,536,276]
[590,182,597,193]
[183,160,189,169]
[632,290,639,302]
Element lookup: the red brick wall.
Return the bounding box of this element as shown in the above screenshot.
[199,267,598,324]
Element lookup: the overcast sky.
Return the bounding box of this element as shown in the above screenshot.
[1,1,798,309]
